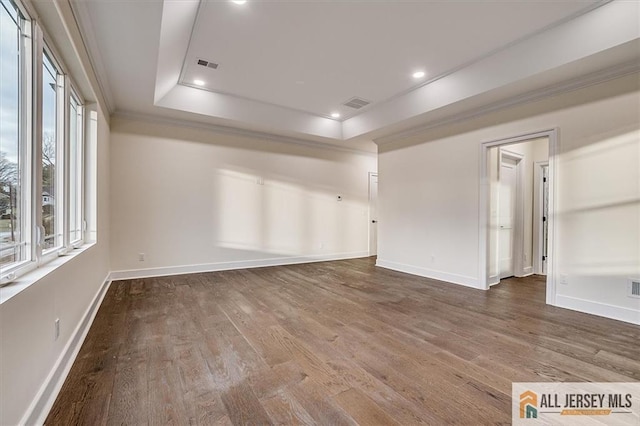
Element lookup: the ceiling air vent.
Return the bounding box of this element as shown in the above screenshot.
[196,58,219,69]
[343,97,371,109]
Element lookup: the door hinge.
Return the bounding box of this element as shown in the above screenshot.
[543,177,547,183]
[543,216,546,222]
[542,256,546,261]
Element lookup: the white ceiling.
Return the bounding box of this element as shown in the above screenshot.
[181,1,597,119]
[73,0,639,152]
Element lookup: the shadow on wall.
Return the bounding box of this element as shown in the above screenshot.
[557,128,640,279]
[214,165,368,256]
[109,115,376,271]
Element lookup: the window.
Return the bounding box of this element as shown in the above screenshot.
[68,92,83,245]
[41,51,63,252]
[0,0,87,283]
[0,0,30,271]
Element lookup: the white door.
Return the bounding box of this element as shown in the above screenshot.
[369,173,378,256]
[498,158,517,279]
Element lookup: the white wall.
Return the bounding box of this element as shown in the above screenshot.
[109,117,377,276]
[0,105,111,425]
[377,73,640,324]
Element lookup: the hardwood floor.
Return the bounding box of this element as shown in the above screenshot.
[46,257,640,425]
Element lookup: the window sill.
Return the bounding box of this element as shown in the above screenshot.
[0,242,97,305]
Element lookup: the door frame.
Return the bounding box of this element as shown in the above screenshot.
[479,129,558,305]
[368,172,378,256]
[533,161,549,275]
[498,149,525,280]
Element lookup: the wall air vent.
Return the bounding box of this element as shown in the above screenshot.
[629,278,640,298]
[197,58,219,69]
[343,97,371,109]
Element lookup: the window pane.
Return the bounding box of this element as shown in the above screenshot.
[0,0,26,268]
[69,94,82,243]
[42,52,61,251]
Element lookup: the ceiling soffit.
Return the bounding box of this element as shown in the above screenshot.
[150,0,639,142]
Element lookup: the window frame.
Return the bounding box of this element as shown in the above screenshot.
[0,0,34,280]
[40,46,65,259]
[67,85,85,248]
[0,0,88,284]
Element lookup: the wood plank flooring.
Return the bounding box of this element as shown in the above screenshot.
[46,257,640,425]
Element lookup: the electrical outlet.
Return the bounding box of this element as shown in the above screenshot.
[138,253,145,262]
[560,274,569,285]
[54,318,60,340]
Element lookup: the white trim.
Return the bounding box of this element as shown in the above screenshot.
[176,0,205,93]
[488,274,500,287]
[368,172,378,256]
[111,110,377,157]
[546,130,559,305]
[0,243,96,303]
[533,161,549,275]
[521,266,534,276]
[180,1,610,124]
[178,79,357,122]
[376,259,482,290]
[374,60,640,146]
[110,251,370,281]
[555,295,640,326]
[66,0,115,113]
[478,129,557,306]
[367,0,613,123]
[63,74,71,251]
[21,274,112,426]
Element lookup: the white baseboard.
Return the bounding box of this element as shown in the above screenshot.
[22,275,112,426]
[489,274,500,286]
[110,251,370,281]
[555,295,640,325]
[522,266,534,276]
[375,259,482,290]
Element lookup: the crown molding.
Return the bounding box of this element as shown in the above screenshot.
[374,60,640,146]
[366,0,614,118]
[111,110,377,157]
[67,0,115,113]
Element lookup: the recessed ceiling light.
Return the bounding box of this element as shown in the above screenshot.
[193,79,205,86]
[412,71,425,79]
[331,112,341,119]
[232,0,247,4]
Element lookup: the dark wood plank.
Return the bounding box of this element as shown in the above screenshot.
[333,388,399,426]
[46,257,640,425]
[219,381,273,426]
[260,389,315,425]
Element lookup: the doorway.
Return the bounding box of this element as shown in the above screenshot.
[480,129,557,305]
[368,172,378,256]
